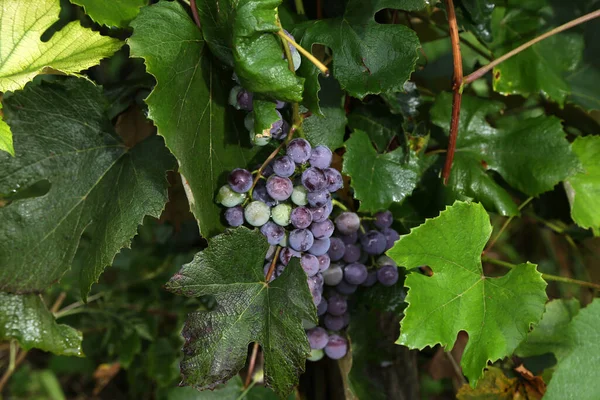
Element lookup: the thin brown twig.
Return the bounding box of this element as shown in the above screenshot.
[316,0,322,19]
[265,247,282,282]
[442,0,463,185]
[189,0,202,29]
[464,9,600,84]
[244,342,260,388]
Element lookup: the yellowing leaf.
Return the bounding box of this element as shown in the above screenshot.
[0,102,13,156]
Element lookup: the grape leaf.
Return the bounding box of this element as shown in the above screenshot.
[253,99,280,142]
[0,0,122,93]
[194,0,304,102]
[166,376,242,400]
[343,130,420,213]
[431,93,581,200]
[0,78,174,297]
[565,136,600,235]
[128,1,262,239]
[456,0,495,43]
[566,64,600,111]
[347,103,404,153]
[70,0,146,27]
[296,0,424,113]
[456,366,535,400]
[0,292,82,356]
[165,227,316,398]
[387,201,548,385]
[545,299,600,400]
[0,102,13,156]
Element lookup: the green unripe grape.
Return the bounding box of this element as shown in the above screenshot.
[307,349,324,362]
[291,185,308,206]
[244,201,270,226]
[279,232,288,247]
[272,203,292,226]
[216,185,245,207]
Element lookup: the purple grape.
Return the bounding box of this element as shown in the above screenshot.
[317,254,330,271]
[360,230,387,255]
[307,190,331,208]
[286,138,312,164]
[289,229,314,252]
[224,206,244,227]
[237,89,253,111]
[301,254,320,277]
[252,181,276,206]
[335,280,357,295]
[271,119,289,140]
[324,314,345,331]
[309,238,330,256]
[290,206,313,229]
[377,265,399,286]
[327,295,347,316]
[310,200,333,223]
[362,271,378,287]
[344,263,368,285]
[228,168,253,193]
[307,327,329,350]
[262,162,274,177]
[301,167,327,192]
[260,221,285,245]
[310,219,334,239]
[325,335,348,360]
[328,237,346,261]
[382,227,400,251]
[334,212,361,235]
[309,145,332,169]
[275,100,286,109]
[339,232,358,245]
[266,175,293,201]
[275,263,286,277]
[312,273,324,288]
[273,156,296,178]
[317,298,328,316]
[323,264,343,286]
[279,247,301,265]
[343,244,361,263]
[265,245,276,261]
[307,277,322,305]
[324,168,343,192]
[374,210,393,229]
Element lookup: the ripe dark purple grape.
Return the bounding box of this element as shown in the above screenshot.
[309,145,332,169]
[307,327,329,350]
[260,221,285,245]
[325,335,348,360]
[310,200,333,223]
[328,237,346,261]
[374,210,393,229]
[362,271,378,287]
[308,237,330,256]
[286,138,312,164]
[279,247,300,265]
[271,119,289,140]
[335,280,357,295]
[317,298,328,316]
[343,263,368,285]
[224,206,244,227]
[360,230,387,255]
[266,175,293,201]
[252,181,277,206]
[323,168,343,192]
[323,314,345,331]
[301,167,327,192]
[382,227,400,251]
[310,219,334,239]
[273,155,295,178]
[377,265,399,286]
[307,189,331,207]
[290,206,313,229]
[334,212,360,235]
[327,295,347,316]
[301,254,320,277]
[228,168,253,193]
[289,229,314,252]
[342,244,361,263]
[317,254,330,271]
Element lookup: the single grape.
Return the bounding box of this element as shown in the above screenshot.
[228,86,253,111]
[291,185,308,206]
[325,335,348,360]
[307,189,331,208]
[279,232,288,247]
[342,244,361,263]
[286,138,312,164]
[339,232,358,245]
[376,255,397,267]
[266,175,293,201]
[282,30,302,71]
[289,229,315,252]
[323,168,343,193]
[362,271,378,287]
[317,298,328,316]
[275,263,286,277]
[307,277,322,305]
[310,219,334,239]
[360,230,387,255]
[262,162,274,178]
[327,295,347,316]
[377,265,399,286]
[275,100,286,109]
[265,245,276,261]
[309,238,330,256]
[244,113,254,131]
[273,156,296,178]
[306,327,329,350]
[323,264,343,286]
[290,206,313,229]
[308,349,324,362]
[271,119,289,140]
[216,185,246,207]
[244,201,270,227]
[224,206,244,227]
[374,210,393,229]
[309,145,332,169]
[317,254,330,272]
[312,272,324,288]
[328,237,346,261]
[335,280,358,295]
[310,200,333,223]
[272,203,292,226]
[279,247,300,266]
[344,263,368,285]
[324,314,345,331]
[334,212,361,235]
[301,254,320,277]
[301,167,327,192]
[260,221,285,245]
[228,168,253,193]
[382,227,400,251]
[268,111,284,137]
[252,181,276,206]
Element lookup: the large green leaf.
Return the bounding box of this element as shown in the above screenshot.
[194,0,304,102]
[0,102,13,156]
[456,0,495,42]
[165,227,316,398]
[0,292,82,356]
[343,130,420,213]
[70,0,146,27]
[0,0,122,92]
[387,201,547,385]
[296,0,424,113]
[0,78,174,297]
[545,299,600,400]
[128,1,261,239]
[565,136,600,235]
[431,93,581,205]
[347,103,404,153]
